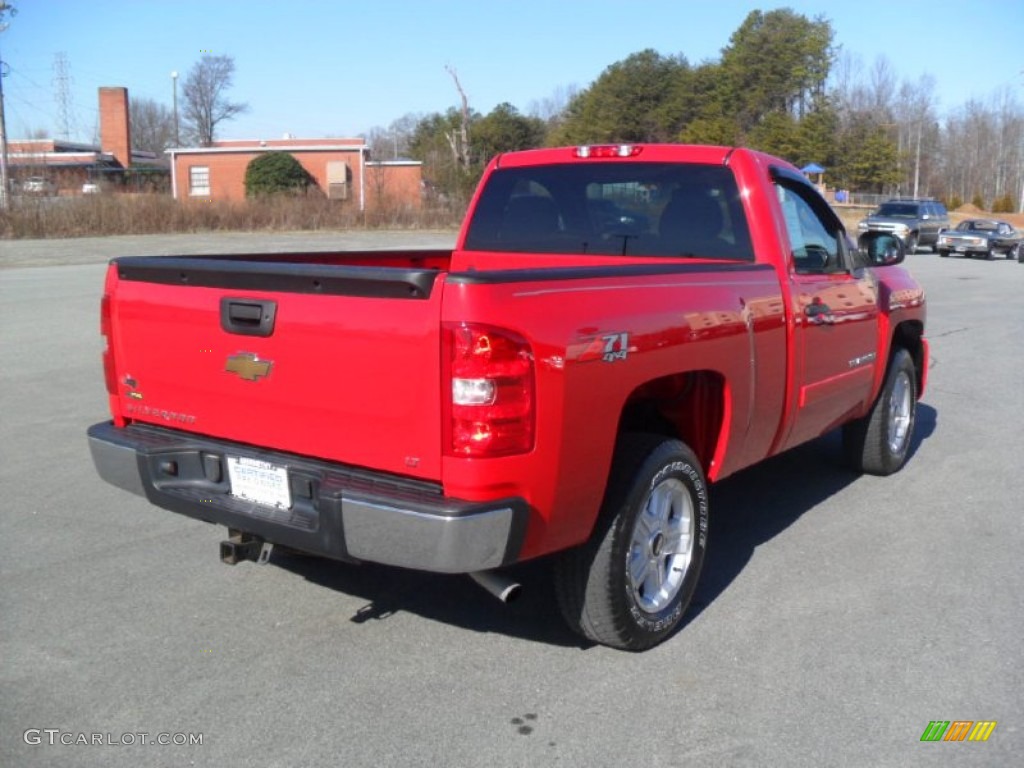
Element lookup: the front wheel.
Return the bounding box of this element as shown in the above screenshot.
[905,234,918,254]
[843,348,918,475]
[937,249,949,258]
[554,434,708,651]
[1007,244,1020,261]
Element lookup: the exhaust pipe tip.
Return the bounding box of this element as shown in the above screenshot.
[469,570,522,603]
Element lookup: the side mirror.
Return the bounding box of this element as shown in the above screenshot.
[859,232,905,266]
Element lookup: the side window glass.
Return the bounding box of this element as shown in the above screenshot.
[775,184,841,274]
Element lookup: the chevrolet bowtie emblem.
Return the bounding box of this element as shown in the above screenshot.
[225,353,273,382]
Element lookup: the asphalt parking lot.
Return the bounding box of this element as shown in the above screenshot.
[1,232,1021,767]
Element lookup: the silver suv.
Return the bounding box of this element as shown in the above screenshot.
[857,199,949,253]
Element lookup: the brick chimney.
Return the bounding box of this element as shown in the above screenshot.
[99,87,132,169]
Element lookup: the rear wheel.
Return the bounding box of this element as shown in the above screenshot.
[554,434,708,651]
[843,348,917,476]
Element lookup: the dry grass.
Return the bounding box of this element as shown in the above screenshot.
[0,194,464,239]
[5,194,1019,242]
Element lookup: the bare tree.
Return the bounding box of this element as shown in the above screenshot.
[389,113,420,158]
[129,97,175,155]
[181,55,248,146]
[528,83,580,129]
[444,65,471,171]
[831,51,880,120]
[937,91,1024,209]
[363,112,422,160]
[867,56,897,118]
[894,75,938,197]
[363,125,391,159]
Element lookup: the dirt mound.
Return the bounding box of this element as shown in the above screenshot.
[949,203,1024,228]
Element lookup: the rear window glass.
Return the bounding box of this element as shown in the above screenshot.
[463,162,753,260]
[876,203,920,217]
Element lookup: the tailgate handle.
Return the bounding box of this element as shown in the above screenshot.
[221,298,277,337]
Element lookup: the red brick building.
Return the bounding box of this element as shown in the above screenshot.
[168,138,422,212]
[8,87,166,193]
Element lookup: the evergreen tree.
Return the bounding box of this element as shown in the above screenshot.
[552,50,691,145]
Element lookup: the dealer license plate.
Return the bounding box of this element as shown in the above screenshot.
[227,456,291,509]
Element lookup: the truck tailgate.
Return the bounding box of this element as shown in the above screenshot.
[107,256,446,481]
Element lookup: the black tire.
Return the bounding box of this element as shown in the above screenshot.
[554,434,708,651]
[937,249,949,258]
[1019,244,1024,263]
[905,234,918,254]
[1008,244,1019,261]
[843,348,917,476]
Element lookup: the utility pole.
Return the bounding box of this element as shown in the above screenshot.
[913,122,921,199]
[171,70,179,146]
[0,46,10,211]
[1019,69,1024,214]
[0,2,12,211]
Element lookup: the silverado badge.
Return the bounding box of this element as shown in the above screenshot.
[225,353,273,382]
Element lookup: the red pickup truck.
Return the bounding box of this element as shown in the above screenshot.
[89,144,927,650]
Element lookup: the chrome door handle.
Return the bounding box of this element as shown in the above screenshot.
[805,302,834,325]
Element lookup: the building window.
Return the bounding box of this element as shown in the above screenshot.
[189,166,210,196]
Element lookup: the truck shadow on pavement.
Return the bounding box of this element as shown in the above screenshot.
[687,402,936,627]
[275,403,936,651]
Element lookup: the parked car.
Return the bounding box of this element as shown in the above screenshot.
[935,219,1022,260]
[857,198,949,253]
[21,177,57,196]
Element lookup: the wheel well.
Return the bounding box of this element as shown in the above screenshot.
[617,371,725,473]
[892,320,925,392]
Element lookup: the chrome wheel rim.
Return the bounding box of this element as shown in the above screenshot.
[888,371,913,454]
[627,478,694,614]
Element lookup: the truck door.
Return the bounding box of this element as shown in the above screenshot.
[772,172,880,450]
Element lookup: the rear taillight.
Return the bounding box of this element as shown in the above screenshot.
[101,293,117,395]
[443,323,534,458]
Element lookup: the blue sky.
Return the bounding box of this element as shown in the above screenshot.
[2,0,1022,143]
